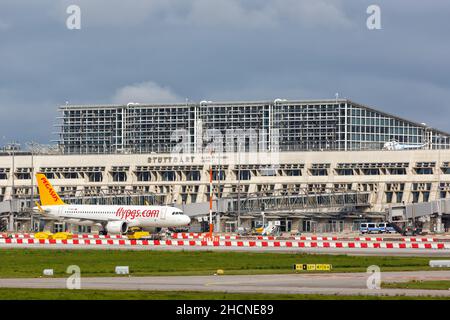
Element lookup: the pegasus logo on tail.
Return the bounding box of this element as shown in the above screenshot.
[40,177,59,202]
[36,173,65,206]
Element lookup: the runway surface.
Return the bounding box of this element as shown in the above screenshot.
[1,271,450,297]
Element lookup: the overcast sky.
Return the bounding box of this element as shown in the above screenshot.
[0,0,449,145]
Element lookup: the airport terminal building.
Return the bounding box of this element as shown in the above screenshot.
[1,99,450,233]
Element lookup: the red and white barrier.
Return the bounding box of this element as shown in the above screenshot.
[171,233,449,243]
[171,233,205,239]
[71,234,125,239]
[401,237,440,242]
[0,238,449,250]
[171,233,239,240]
[9,234,33,239]
[2,232,449,244]
[293,236,339,241]
[0,233,125,239]
[171,233,238,239]
[353,237,447,242]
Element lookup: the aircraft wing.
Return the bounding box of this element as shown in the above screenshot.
[55,214,123,224]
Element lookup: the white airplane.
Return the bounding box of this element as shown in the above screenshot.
[383,140,428,151]
[33,173,190,234]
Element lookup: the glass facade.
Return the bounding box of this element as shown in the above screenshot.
[57,100,450,154]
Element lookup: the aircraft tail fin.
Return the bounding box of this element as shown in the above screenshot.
[36,173,65,206]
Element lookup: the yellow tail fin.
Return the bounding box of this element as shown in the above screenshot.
[36,173,65,206]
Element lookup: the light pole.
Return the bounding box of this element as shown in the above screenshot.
[208,151,213,237]
[6,141,20,232]
[215,145,223,233]
[261,211,265,228]
[261,203,266,228]
[27,142,37,232]
[6,141,20,200]
[11,148,15,199]
[26,142,37,200]
[237,140,241,229]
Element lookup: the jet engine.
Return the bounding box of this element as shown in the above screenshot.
[105,221,128,234]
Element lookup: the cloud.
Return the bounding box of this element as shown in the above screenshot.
[261,0,352,29]
[111,81,181,104]
[0,88,57,144]
[49,0,351,29]
[167,0,352,29]
[0,19,10,31]
[51,0,166,27]
[1,1,450,144]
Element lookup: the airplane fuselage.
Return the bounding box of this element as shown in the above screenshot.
[39,204,190,228]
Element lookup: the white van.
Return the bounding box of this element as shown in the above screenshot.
[359,222,380,234]
[377,222,397,234]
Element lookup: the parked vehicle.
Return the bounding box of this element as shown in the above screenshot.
[377,222,397,234]
[360,222,398,234]
[360,223,379,234]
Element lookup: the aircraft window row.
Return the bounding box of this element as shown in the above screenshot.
[68,211,112,214]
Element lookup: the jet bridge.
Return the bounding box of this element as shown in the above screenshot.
[228,188,371,217]
[178,188,372,220]
[388,199,450,234]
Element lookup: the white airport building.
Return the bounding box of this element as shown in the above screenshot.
[1,99,450,233]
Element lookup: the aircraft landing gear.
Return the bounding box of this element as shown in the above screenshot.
[99,225,108,236]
